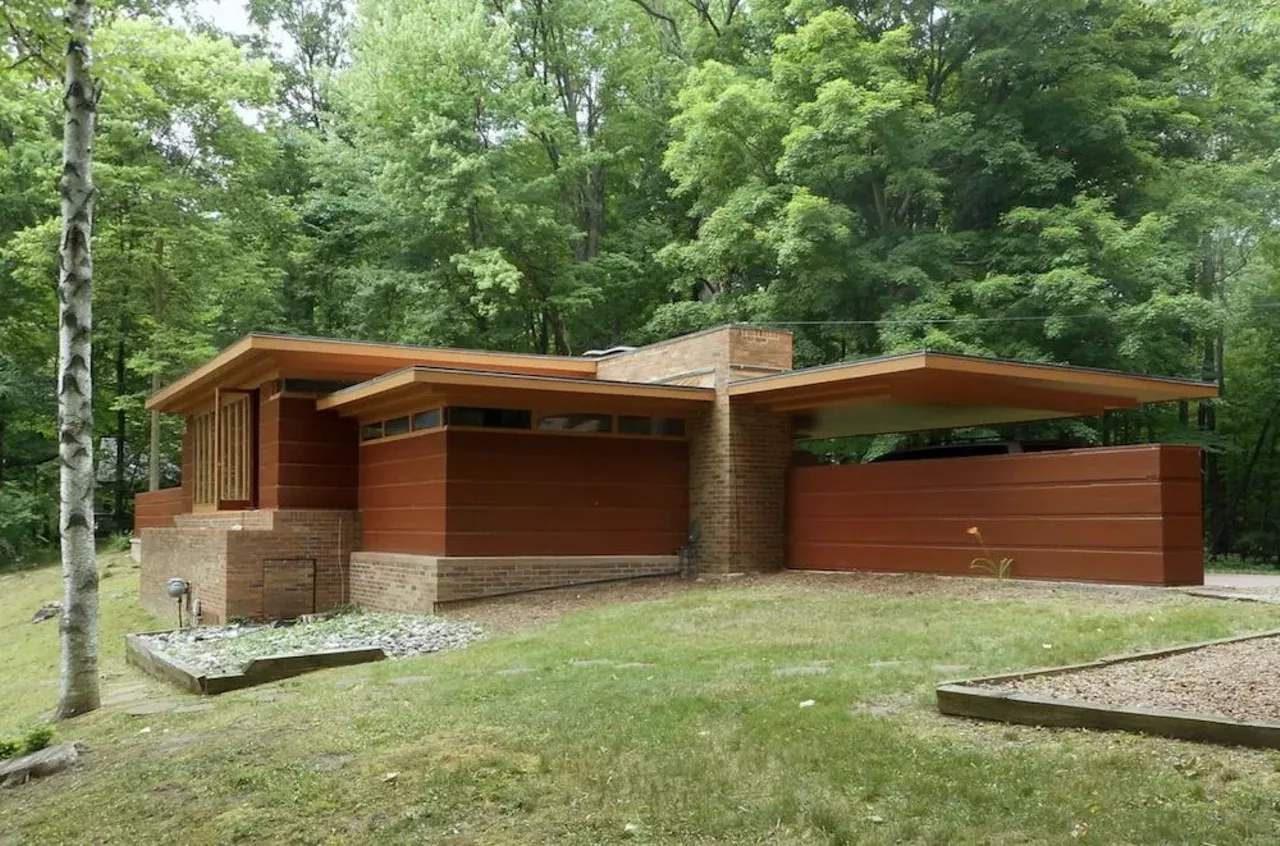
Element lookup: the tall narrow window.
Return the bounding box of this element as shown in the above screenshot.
[190,411,216,506]
[218,391,254,506]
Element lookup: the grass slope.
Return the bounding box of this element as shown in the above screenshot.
[5,561,1280,844]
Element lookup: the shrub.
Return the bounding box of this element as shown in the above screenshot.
[22,725,53,754]
[0,725,53,761]
[100,532,132,554]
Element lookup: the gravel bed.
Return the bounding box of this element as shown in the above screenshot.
[141,613,484,675]
[994,636,1280,723]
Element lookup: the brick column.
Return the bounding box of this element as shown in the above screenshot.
[597,325,796,574]
[689,390,792,573]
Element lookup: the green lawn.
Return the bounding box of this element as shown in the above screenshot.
[6,559,1280,844]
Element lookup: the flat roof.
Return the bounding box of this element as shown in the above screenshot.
[730,350,1217,439]
[316,365,715,420]
[146,334,599,413]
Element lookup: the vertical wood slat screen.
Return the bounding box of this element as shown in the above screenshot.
[191,411,216,505]
[219,392,253,503]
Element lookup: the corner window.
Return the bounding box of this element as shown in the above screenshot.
[618,416,685,437]
[360,422,383,442]
[538,413,612,433]
[447,407,532,429]
[412,409,441,431]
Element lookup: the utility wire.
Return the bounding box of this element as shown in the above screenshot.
[744,302,1280,328]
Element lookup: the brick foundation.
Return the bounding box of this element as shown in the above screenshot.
[349,552,438,613]
[349,552,680,611]
[139,509,360,624]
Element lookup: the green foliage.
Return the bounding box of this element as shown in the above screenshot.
[0,487,49,569]
[0,725,54,761]
[20,725,53,755]
[1,0,1279,558]
[100,534,132,555]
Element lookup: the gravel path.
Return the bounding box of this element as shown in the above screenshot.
[141,614,483,675]
[995,636,1280,723]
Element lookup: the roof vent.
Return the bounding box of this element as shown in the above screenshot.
[582,345,637,358]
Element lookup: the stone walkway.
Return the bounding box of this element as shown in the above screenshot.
[100,678,191,716]
[1203,573,1280,589]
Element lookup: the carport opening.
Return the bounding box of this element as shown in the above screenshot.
[730,350,1216,588]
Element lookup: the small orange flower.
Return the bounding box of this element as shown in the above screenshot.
[966,526,980,536]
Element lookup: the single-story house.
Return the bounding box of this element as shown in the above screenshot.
[135,326,1216,623]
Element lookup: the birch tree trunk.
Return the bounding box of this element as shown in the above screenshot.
[56,0,100,720]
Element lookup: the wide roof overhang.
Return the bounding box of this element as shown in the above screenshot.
[316,365,715,421]
[729,351,1218,440]
[146,334,599,414]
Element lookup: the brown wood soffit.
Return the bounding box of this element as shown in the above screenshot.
[729,351,1217,436]
[315,366,716,419]
[145,334,600,414]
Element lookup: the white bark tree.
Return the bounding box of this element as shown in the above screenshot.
[56,0,100,720]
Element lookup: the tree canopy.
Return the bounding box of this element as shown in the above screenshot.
[2,0,1279,563]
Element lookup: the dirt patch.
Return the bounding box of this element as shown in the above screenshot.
[996,636,1280,723]
[441,571,1172,632]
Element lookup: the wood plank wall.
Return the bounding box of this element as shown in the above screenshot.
[444,430,689,557]
[359,431,447,554]
[133,487,190,532]
[357,429,689,557]
[787,444,1203,586]
[258,395,359,510]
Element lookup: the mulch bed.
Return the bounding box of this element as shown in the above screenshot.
[993,636,1280,723]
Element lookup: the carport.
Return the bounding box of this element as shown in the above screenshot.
[729,351,1218,586]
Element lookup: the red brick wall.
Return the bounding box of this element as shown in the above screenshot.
[134,488,190,532]
[139,509,360,623]
[359,431,447,555]
[259,394,359,510]
[348,550,679,611]
[139,523,228,624]
[349,552,438,613]
[788,445,1204,586]
[434,555,679,602]
[443,430,688,557]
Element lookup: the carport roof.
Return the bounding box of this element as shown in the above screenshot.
[316,365,715,420]
[729,350,1218,439]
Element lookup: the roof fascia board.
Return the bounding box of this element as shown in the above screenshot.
[147,333,601,412]
[730,350,1217,402]
[316,365,714,412]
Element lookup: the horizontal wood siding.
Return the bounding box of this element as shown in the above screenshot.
[443,430,689,557]
[788,445,1203,586]
[359,431,447,554]
[259,395,359,510]
[133,487,190,532]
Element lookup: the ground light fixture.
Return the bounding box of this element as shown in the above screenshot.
[166,577,190,628]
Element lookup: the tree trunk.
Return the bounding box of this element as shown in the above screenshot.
[149,374,160,492]
[149,236,164,492]
[56,0,100,720]
[113,337,125,530]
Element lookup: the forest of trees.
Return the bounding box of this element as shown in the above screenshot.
[2,0,1278,565]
